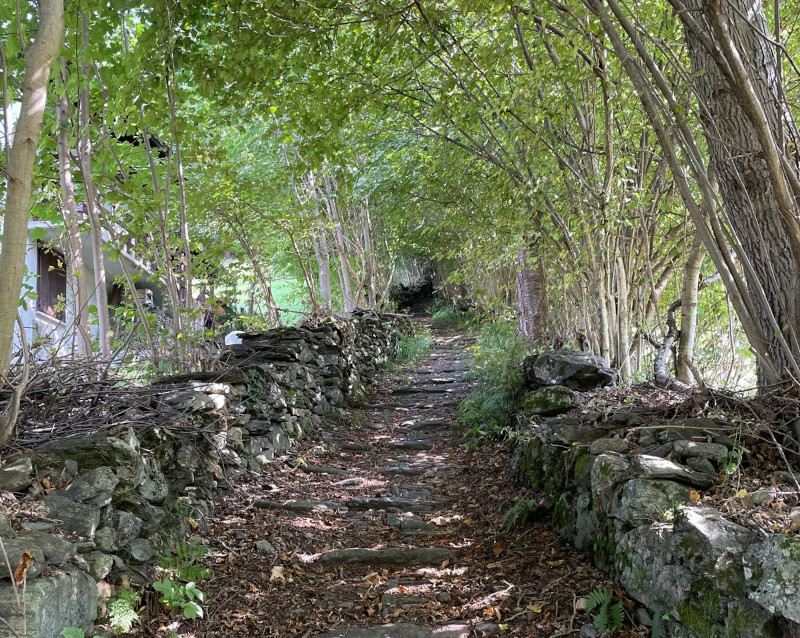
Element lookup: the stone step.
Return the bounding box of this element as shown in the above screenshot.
[318,546,452,566]
[296,463,350,476]
[389,440,434,451]
[254,499,346,513]
[378,466,426,476]
[314,622,498,637]
[338,442,376,452]
[348,497,436,512]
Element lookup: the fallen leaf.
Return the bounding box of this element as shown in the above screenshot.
[688,489,700,505]
[13,549,34,585]
[270,566,285,583]
[736,489,748,499]
[440,559,450,569]
[527,603,543,613]
[493,540,506,558]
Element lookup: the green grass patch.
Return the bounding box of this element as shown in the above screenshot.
[457,320,532,447]
[394,334,434,364]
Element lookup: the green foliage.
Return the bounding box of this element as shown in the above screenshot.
[152,578,205,620]
[457,321,531,447]
[60,629,84,638]
[394,334,433,364]
[108,588,140,634]
[502,496,538,532]
[585,589,624,633]
[159,540,213,583]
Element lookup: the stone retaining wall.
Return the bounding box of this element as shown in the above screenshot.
[0,311,412,638]
[513,412,800,637]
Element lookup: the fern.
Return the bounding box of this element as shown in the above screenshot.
[585,589,624,633]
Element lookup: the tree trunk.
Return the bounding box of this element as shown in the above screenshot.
[680,0,800,387]
[0,0,64,375]
[515,245,547,341]
[676,239,705,383]
[57,89,93,358]
[78,11,111,359]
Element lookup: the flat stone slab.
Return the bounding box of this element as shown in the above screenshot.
[389,441,434,451]
[349,497,434,512]
[315,623,498,637]
[297,464,350,476]
[339,442,376,452]
[407,420,451,430]
[255,499,347,513]
[318,547,452,566]
[379,467,426,476]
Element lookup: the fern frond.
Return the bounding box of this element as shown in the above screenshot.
[584,588,612,613]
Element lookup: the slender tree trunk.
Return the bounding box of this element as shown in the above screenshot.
[676,239,705,383]
[57,89,93,358]
[0,0,64,375]
[616,255,631,382]
[307,173,332,311]
[360,200,377,308]
[77,11,111,358]
[321,172,354,312]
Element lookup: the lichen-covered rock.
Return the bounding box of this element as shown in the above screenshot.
[0,565,97,638]
[523,350,618,390]
[126,538,155,563]
[38,428,142,473]
[628,455,715,489]
[672,440,729,461]
[743,535,800,622]
[61,466,119,507]
[16,531,76,566]
[609,479,689,524]
[590,453,630,515]
[137,457,168,503]
[521,385,585,416]
[0,539,46,579]
[41,494,101,539]
[589,438,630,455]
[0,469,33,492]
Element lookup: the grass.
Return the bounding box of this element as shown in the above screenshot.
[457,320,532,447]
[394,327,434,364]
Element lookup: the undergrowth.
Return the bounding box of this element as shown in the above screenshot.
[429,299,480,330]
[394,329,433,364]
[457,321,532,447]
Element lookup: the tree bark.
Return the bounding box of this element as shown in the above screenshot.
[515,245,547,341]
[676,239,705,383]
[679,0,800,387]
[57,89,93,358]
[0,0,64,375]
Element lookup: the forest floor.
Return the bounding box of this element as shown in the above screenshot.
[135,317,645,638]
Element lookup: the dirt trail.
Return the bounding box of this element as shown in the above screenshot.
[157,318,629,638]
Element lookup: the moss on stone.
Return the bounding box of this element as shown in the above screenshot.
[573,452,594,488]
[593,517,617,572]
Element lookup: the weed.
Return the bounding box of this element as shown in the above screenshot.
[152,578,205,620]
[108,587,139,633]
[502,496,538,531]
[394,334,433,364]
[60,630,84,638]
[159,540,213,582]
[457,321,531,447]
[585,588,624,633]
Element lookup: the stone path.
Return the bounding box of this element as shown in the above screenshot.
[187,318,620,637]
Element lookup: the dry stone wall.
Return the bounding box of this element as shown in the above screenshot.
[514,351,800,637]
[0,310,411,638]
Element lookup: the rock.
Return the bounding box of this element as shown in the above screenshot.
[743,535,800,622]
[539,418,605,445]
[111,511,143,544]
[348,497,434,512]
[0,565,97,637]
[0,539,46,579]
[315,623,498,637]
[94,527,116,552]
[126,538,155,563]
[0,470,32,492]
[38,428,143,475]
[523,350,617,390]
[4,456,33,474]
[579,624,599,637]
[379,467,425,476]
[339,442,375,452]
[628,455,715,489]
[521,385,585,416]
[255,540,277,556]
[254,499,347,513]
[42,494,102,539]
[672,440,728,461]
[21,521,55,533]
[388,440,434,451]
[138,457,168,503]
[0,512,14,538]
[685,457,716,475]
[61,467,119,507]
[84,551,115,580]
[318,547,453,566]
[16,531,76,566]
[609,479,690,524]
[591,453,631,515]
[226,426,245,452]
[589,438,630,455]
